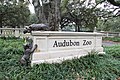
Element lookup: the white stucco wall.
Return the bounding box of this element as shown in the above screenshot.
[31,31,104,66]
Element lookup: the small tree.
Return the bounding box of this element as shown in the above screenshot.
[60,0,99,32]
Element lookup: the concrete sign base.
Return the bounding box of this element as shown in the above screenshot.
[31,31,104,66]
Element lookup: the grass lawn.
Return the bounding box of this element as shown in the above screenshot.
[0,38,120,80]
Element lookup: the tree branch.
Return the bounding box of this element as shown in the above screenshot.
[107,0,120,7]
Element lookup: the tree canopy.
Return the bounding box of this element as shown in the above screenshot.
[60,0,101,31]
[60,0,120,32]
[30,0,119,31]
[0,0,119,32]
[0,0,30,28]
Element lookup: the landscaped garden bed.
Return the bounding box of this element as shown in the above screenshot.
[0,38,120,80]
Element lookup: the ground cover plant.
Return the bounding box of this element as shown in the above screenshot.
[0,38,120,80]
[104,45,120,60]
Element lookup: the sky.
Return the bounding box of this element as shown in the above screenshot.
[28,0,35,13]
[29,4,35,13]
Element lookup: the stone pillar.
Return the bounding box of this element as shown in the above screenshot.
[15,28,19,37]
[106,32,109,37]
[0,29,1,35]
[93,27,97,32]
[118,33,120,37]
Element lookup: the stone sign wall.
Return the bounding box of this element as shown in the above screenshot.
[31,31,104,66]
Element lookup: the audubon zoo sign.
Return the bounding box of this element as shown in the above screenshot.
[31,31,103,65]
[53,40,92,47]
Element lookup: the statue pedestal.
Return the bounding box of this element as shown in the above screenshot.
[31,31,104,66]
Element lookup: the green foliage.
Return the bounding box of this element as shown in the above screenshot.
[97,13,120,32]
[104,17,120,32]
[0,0,30,28]
[104,46,120,60]
[60,0,69,14]
[28,14,39,25]
[0,39,120,80]
[103,38,120,60]
[60,0,120,32]
[60,0,101,31]
[103,37,120,42]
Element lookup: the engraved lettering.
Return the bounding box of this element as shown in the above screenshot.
[53,40,80,47]
[53,41,58,47]
[83,40,92,45]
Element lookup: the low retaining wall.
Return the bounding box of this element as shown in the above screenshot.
[99,31,120,37]
[31,31,104,66]
[0,28,24,37]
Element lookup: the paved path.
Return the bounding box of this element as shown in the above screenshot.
[102,41,120,46]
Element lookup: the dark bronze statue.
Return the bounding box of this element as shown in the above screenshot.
[23,24,49,34]
[20,38,37,66]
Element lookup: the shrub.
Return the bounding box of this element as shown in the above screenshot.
[103,37,120,42]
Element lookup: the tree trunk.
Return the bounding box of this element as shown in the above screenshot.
[107,0,120,6]
[0,16,2,34]
[0,20,2,28]
[75,18,81,32]
[32,0,46,23]
[0,14,2,28]
[32,0,61,31]
[78,25,80,32]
